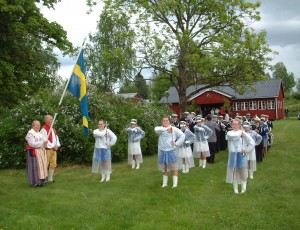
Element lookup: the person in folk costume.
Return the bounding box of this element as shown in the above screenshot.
[193,117,213,168]
[180,111,190,123]
[252,116,264,162]
[188,112,196,133]
[25,120,48,187]
[242,121,262,179]
[92,119,117,182]
[155,116,185,188]
[245,113,252,122]
[226,119,255,194]
[178,121,195,173]
[40,115,61,183]
[171,114,180,128]
[126,119,145,169]
[259,117,269,157]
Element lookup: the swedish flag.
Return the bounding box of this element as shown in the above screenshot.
[67,50,89,136]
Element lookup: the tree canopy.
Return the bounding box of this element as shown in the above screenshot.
[88,0,274,112]
[0,0,72,108]
[272,62,296,93]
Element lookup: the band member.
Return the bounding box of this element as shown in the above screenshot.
[155,116,185,188]
[193,117,213,168]
[171,114,180,128]
[226,119,255,194]
[242,121,262,179]
[126,119,145,169]
[92,120,117,182]
[178,121,195,173]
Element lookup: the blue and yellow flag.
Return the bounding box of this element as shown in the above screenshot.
[67,50,89,136]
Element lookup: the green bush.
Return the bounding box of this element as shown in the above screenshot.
[0,87,170,168]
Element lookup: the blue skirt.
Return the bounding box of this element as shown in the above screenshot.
[229,152,247,168]
[158,150,177,164]
[95,148,109,162]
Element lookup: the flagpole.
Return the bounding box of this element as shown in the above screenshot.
[47,38,87,139]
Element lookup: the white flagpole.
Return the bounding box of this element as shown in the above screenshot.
[47,38,87,139]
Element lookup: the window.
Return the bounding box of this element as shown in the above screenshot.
[268,100,275,110]
[233,102,240,111]
[249,101,257,110]
[241,102,248,111]
[258,101,266,110]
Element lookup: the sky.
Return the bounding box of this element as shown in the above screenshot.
[41,0,300,80]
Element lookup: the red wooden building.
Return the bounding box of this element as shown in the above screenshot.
[160,79,284,120]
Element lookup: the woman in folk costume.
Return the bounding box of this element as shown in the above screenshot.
[193,117,213,168]
[155,116,185,188]
[226,119,255,194]
[25,120,48,187]
[92,119,117,182]
[178,121,195,173]
[126,119,145,169]
[242,121,262,179]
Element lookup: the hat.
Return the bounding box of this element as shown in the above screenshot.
[184,111,190,115]
[253,117,260,122]
[195,117,202,123]
[260,117,265,122]
[246,113,250,116]
[180,121,186,126]
[172,113,178,117]
[213,115,218,118]
[191,112,196,116]
[260,114,266,117]
[242,121,250,127]
[130,119,137,124]
[265,115,269,118]
[219,115,223,118]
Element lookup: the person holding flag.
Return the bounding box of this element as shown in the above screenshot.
[92,119,117,182]
[41,114,61,183]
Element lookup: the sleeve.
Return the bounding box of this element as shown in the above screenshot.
[203,125,213,139]
[243,132,255,153]
[135,128,145,141]
[155,126,166,134]
[93,129,105,137]
[175,128,185,147]
[25,133,44,148]
[108,130,117,146]
[254,132,263,146]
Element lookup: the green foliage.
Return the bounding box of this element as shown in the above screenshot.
[272,62,296,93]
[0,0,73,108]
[292,92,300,100]
[0,86,170,169]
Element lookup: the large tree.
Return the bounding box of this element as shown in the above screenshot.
[0,0,73,107]
[85,4,136,92]
[88,0,274,112]
[272,62,296,93]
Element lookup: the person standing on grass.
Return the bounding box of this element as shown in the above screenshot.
[178,121,195,173]
[155,116,185,188]
[259,117,269,157]
[226,119,255,194]
[92,119,117,182]
[205,114,220,164]
[242,121,262,179]
[41,115,61,183]
[126,119,145,169]
[25,120,48,187]
[193,117,213,168]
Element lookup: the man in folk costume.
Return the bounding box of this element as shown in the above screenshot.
[171,114,180,128]
[242,121,262,179]
[265,115,273,148]
[41,115,61,183]
[252,116,264,162]
[25,120,48,187]
[155,116,185,188]
[126,119,145,169]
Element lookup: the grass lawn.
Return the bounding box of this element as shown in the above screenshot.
[1,118,300,230]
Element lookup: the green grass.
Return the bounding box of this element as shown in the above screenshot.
[1,118,300,230]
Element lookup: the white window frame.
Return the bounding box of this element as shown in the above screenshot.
[233,102,240,111]
[268,100,275,110]
[249,101,257,110]
[241,102,248,111]
[258,101,266,110]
